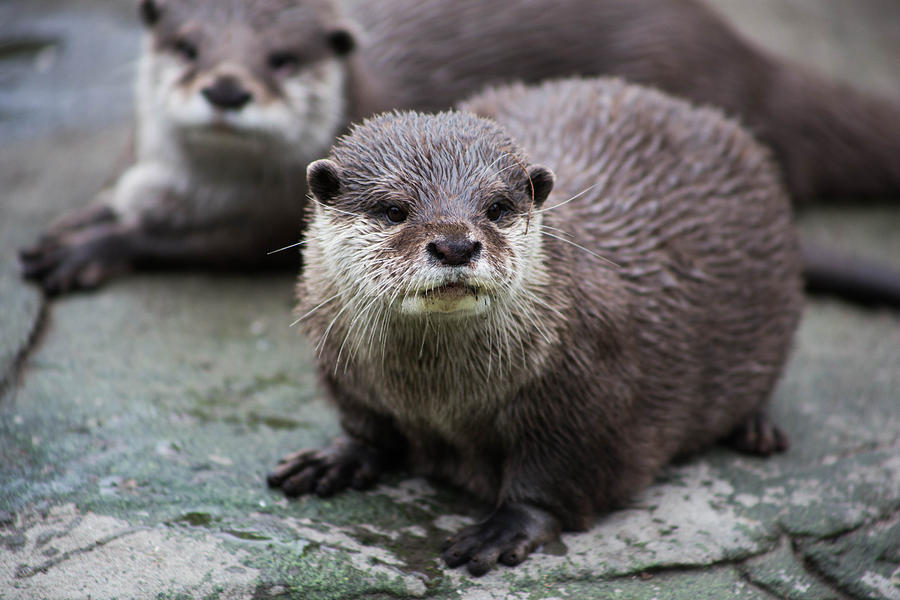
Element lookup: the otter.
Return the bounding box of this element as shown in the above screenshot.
[266,78,803,575]
[19,0,355,294]
[19,0,900,298]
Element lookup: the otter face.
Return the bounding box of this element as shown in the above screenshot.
[305,112,555,319]
[136,0,354,160]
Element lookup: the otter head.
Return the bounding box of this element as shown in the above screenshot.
[136,0,355,161]
[305,111,555,320]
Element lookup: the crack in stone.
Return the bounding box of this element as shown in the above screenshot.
[782,509,900,600]
[738,573,791,600]
[13,525,145,579]
[1,291,47,401]
[737,535,854,600]
[825,440,900,463]
[786,537,856,600]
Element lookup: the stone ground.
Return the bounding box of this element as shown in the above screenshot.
[1,1,899,598]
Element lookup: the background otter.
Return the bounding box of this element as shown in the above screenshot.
[266,78,804,575]
[19,0,355,294]
[19,0,900,299]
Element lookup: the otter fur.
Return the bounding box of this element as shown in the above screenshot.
[266,78,804,575]
[20,0,900,297]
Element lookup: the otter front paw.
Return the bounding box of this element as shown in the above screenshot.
[19,223,131,295]
[266,436,385,498]
[442,503,560,576]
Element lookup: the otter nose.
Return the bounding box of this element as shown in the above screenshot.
[426,238,482,266]
[201,76,252,111]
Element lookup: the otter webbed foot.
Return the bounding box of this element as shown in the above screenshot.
[724,409,790,456]
[19,221,133,296]
[267,435,387,498]
[442,502,561,576]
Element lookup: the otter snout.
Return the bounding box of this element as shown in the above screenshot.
[426,237,482,266]
[201,76,253,111]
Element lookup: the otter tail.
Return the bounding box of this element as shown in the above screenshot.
[803,242,900,307]
[759,64,900,203]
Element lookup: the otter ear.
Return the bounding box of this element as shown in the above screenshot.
[138,0,162,27]
[327,26,356,56]
[307,159,343,205]
[527,165,555,207]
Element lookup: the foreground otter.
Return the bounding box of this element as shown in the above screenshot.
[266,78,804,575]
[19,0,900,296]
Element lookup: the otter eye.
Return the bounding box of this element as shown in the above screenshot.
[486,202,507,222]
[173,38,198,61]
[268,51,300,72]
[385,205,408,224]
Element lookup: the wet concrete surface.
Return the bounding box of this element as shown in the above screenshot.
[1,1,899,598]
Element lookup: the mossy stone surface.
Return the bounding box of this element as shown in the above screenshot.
[2,1,899,598]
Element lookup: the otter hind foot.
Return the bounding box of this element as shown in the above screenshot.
[266,436,385,498]
[724,409,790,456]
[442,503,560,576]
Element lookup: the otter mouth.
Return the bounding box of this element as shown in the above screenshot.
[192,119,256,138]
[400,282,490,315]
[419,282,480,300]
[180,121,270,153]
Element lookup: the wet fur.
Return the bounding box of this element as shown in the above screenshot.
[272,78,804,574]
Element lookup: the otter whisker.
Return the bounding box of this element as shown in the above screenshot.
[519,286,567,321]
[540,224,576,238]
[352,282,395,366]
[312,197,359,218]
[540,230,620,267]
[533,182,602,214]
[291,292,342,327]
[338,285,388,371]
[268,239,308,255]
[316,296,355,356]
[476,153,512,181]
[418,315,430,361]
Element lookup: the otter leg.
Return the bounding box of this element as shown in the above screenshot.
[40,196,117,238]
[20,212,296,295]
[724,409,790,456]
[266,435,392,497]
[442,503,560,576]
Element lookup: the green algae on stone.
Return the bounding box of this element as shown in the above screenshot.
[498,564,777,600]
[243,535,427,599]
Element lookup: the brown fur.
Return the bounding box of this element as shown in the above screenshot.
[347,0,900,202]
[20,0,900,295]
[268,78,804,575]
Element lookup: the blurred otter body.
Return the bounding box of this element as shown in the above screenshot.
[21,0,356,293]
[348,0,900,202]
[21,0,900,294]
[268,78,803,575]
